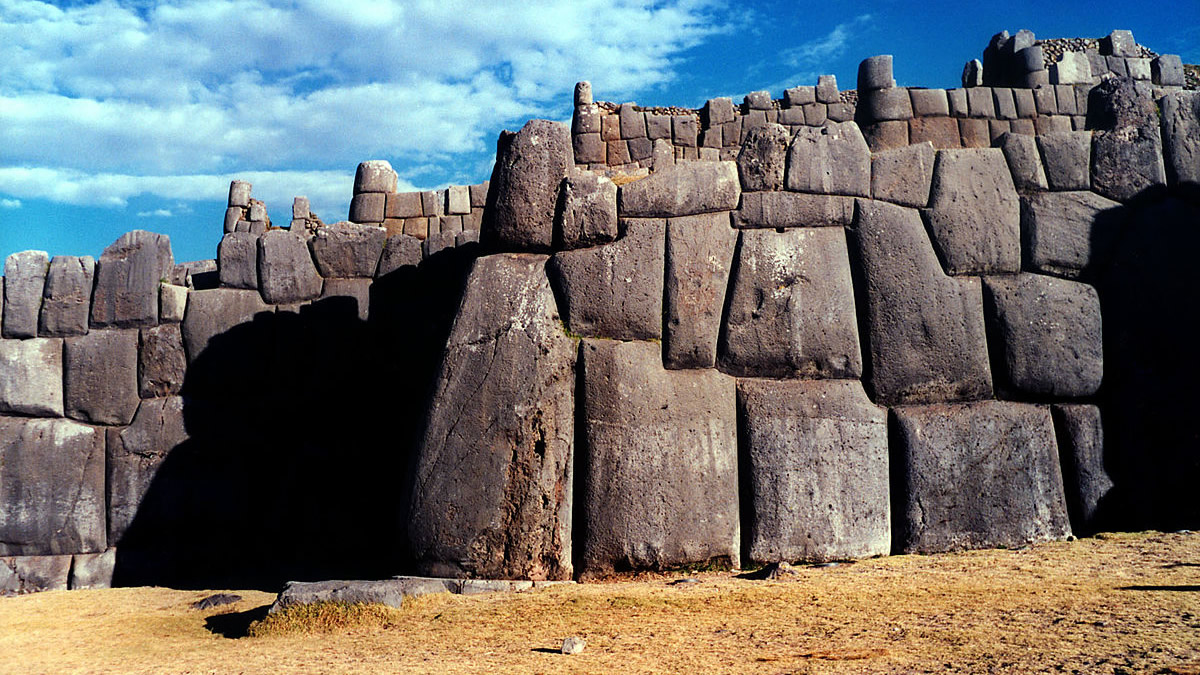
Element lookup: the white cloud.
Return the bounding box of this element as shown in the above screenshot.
[137,208,173,217]
[0,198,21,208]
[781,15,872,68]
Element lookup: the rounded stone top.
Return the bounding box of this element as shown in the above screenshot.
[575,81,593,106]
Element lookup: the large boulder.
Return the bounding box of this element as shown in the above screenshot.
[618,161,740,217]
[483,120,572,251]
[737,123,790,191]
[91,231,174,328]
[0,337,64,417]
[1052,404,1113,535]
[1088,78,1166,201]
[106,397,188,546]
[408,254,576,580]
[732,193,855,228]
[257,230,323,304]
[217,232,258,290]
[738,379,888,563]
[579,339,739,577]
[0,417,106,556]
[892,402,1072,553]
[0,555,72,593]
[556,171,618,249]
[870,141,935,207]
[63,329,140,425]
[923,149,1020,274]
[997,132,1048,191]
[549,218,665,340]
[1160,91,1200,189]
[849,199,992,405]
[309,223,387,278]
[663,213,737,369]
[138,324,187,397]
[39,255,94,337]
[3,250,49,339]
[180,288,271,362]
[719,228,861,379]
[375,234,423,277]
[1020,191,1124,280]
[1036,131,1092,191]
[785,121,871,196]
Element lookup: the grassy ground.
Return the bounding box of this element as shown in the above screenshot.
[1,531,1197,674]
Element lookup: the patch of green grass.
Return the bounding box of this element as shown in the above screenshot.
[246,602,404,637]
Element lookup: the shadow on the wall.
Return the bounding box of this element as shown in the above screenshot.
[111,245,478,591]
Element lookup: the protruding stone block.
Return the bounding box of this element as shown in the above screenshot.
[309,223,387,278]
[138,324,186,398]
[744,90,771,110]
[858,55,894,91]
[180,288,271,362]
[816,75,838,103]
[703,97,735,126]
[1088,78,1166,202]
[446,185,471,215]
[106,396,187,546]
[1152,54,1185,87]
[38,255,94,338]
[732,193,855,228]
[663,213,736,369]
[785,86,816,107]
[483,120,572,251]
[923,149,1020,274]
[1020,190,1123,280]
[408,254,575,580]
[997,132,1048,191]
[159,283,186,323]
[550,218,664,340]
[3,250,49,339]
[1100,30,1137,57]
[0,417,106,555]
[579,339,738,577]
[257,230,323,304]
[1052,404,1113,535]
[354,160,398,194]
[1037,131,1092,191]
[228,180,252,207]
[376,234,423,277]
[0,338,63,417]
[892,402,1071,554]
[349,192,386,223]
[217,232,258,290]
[574,81,593,105]
[739,379,888,563]
[91,231,174,329]
[1160,91,1200,188]
[785,121,870,197]
[64,329,139,425]
[1051,52,1092,85]
[556,171,618,249]
[618,161,740,217]
[871,141,935,207]
[720,228,861,379]
[737,123,790,191]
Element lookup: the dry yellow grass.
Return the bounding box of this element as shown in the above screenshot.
[1,531,1198,674]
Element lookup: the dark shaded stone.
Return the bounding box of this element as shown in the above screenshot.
[663,212,736,369]
[1100,30,1137,57]
[0,338,64,417]
[39,255,94,337]
[91,231,174,329]
[892,401,1072,554]
[785,121,870,197]
[857,55,894,91]
[408,253,575,580]
[1160,91,1200,189]
[737,123,790,191]
[1052,404,1113,535]
[579,339,738,577]
[617,161,740,217]
[69,549,116,589]
[375,234,423,277]
[309,223,387,278]
[1087,78,1165,202]
[870,141,935,207]
[1020,191,1123,280]
[0,555,71,593]
[180,288,271,362]
[257,230,323,304]
[482,120,572,251]
[923,149,1020,274]
[217,232,258,290]
[556,171,618,249]
[139,323,187,397]
[739,379,888,563]
[1036,131,1092,191]
[106,397,188,546]
[64,329,140,425]
[320,279,371,321]
[732,192,854,228]
[3,250,48,339]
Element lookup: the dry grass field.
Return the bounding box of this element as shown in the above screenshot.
[1,531,1198,674]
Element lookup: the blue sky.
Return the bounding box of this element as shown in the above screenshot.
[2,0,1197,265]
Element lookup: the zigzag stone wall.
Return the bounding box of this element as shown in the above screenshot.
[3,29,1200,593]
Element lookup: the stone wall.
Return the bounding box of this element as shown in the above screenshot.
[2,28,1199,593]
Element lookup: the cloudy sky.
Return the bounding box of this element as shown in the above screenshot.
[2,0,1197,264]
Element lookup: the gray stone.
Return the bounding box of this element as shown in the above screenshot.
[1020,191,1123,279]
[826,102,854,123]
[575,81,592,105]
[1051,404,1112,535]
[1013,88,1036,118]
[1036,131,1092,190]
[618,161,740,217]
[618,103,646,138]
[870,141,935,207]
[785,121,870,197]
[801,103,827,126]
[159,284,187,323]
[1126,58,1150,81]
[672,115,698,146]
[1017,45,1044,72]
[1088,78,1166,201]
[556,171,618,249]
[106,396,187,545]
[861,87,913,122]
[348,192,385,223]
[484,120,572,251]
[408,254,575,580]
[993,87,1017,119]
[269,577,558,613]
[966,86,996,117]
[354,160,398,193]
[1051,52,1092,85]
[739,379,888,563]
[0,417,106,556]
[744,90,772,110]
[893,402,1071,553]
[422,231,454,258]
[421,190,442,217]
[247,200,267,223]
[663,213,736,369]
[1152,54,1185,87]
[997,132,1048,191]
[3,250,48,339]
[850,199,992,405]
[180,288,271,362]
[1160,91,1200,188]
[982,274,1103,398]
[0,338,64,417]
[1100,30,1137,57]
[138,324,187,398]
[1055,84,1078,115]
[38,255,94,337]
[292,197,310,219]
[228,180,252,207]
[91,231,174,329]
[732,193,855,228]
[456,230,481,248]
[0,556,71,593]
[909,117,962,149]
[720,228,861,379]
[217,232,258,290]
[703,97,735,126]
[579,339,738,577]
[320,278,371,321]
[737,123,790,191]
[947,88,969,116]
[909,88,949,116]
[784,86,816,107]
[257,230,323,304]
[386,192,424,219]
[962,59,983,88]
[446,185,471,215]
[562,637,587,655]
[70,549,117,589]
[923,149,1020,274]
[376,234,423,277]
[816,75,838,103]
[64,329,139,425]
[309,222,387,278]
[858,55,894,91]
[550,218,664,340]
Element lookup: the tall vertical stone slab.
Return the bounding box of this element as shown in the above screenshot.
[138,324,187,398]
[892,402,1071,553]
[739,379,889,563]
[0,338,64,417]
[3,250,49,339]
[483,120,572,251]
[556,171,618,249]
[664,213,736,369]
[217,232,259,290]
[849,199,992,405]
[64,329,140,426]
[91,231,174,329]
[408,254,576,580]
[0,417,106,556]
[1160,91,1200,189]
[106,397,188,546]
[39,256,94,337]
[1052,404,1113,535]
[1088,77,1166,202]
[785,121,871,197]
[719,228,861,379]
[257,230,323,305]
[923,149,1020,274]
[579,339,739,577]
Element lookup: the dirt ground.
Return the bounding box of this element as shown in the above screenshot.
[1,530,1198,674]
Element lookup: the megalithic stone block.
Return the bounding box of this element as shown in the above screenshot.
[0,337,64,417]
[736,123,790,191]
[106,396,188,546]
[870,141,936,207]
[91,230,174,329]
[70,549,117,590]
[309,223,387,278]
[1036,131,1092,191]
[785,121,871,197]
[39,255,94,337]
[1160,91,1200,189]
[64,329,140,425]
[617,161,740,217]
[739,379,889,564]
[1088,78,1166,202]
[0,555,72,593]
[1020,191,1124,280]
[375,234,423,277]
[997,132,1048,191]
[354,160,398,194]
[3,250,49,339]
[923,149,1020,274]
[579,339,739,577]
[555,171,618,250]
[849,199,992,405]
[217,232,259,290]
[482,120,572,251]
[0,416,106,556]
[180,288,272,362]
[407,253,576,580]
[663,212,736,369]
[139,324,187,397]
[1052,404,1113,535]
[892,401,1072,554]
[228,180,252,207]
[257,230,323,304]
[858,55,895,91]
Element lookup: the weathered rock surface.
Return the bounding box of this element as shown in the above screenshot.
[1160,91,1200,188]
[408,254,575,580]
[1088,78,1166,201]
[719,228,861,379]
[664,213,736,369]
[923,149,1020,274]
[69,549,116,589]
[0,338,64,417]
[91,231,174,328]
[870,141,935,207]
[354,160,398,193]
[997,132,1048,191]
[785,121,871,197]
[556,171,618,249]
[320,278,371,322]
[983,274,1103,398]
[180,288,272,362]
[737,123,790,191]
[732,193,855,228]
[550,218,664,340]
[618,161,740,217]
[375,234,423,277]
[257,230,323,304]
[270,577,564,612]
[849,199,992,405]
[3,250,49,339]
[310,223,387,278]
[139,324,187,397]
[217,232,259,290]
[1052,404,1113,535]
[579,339,739,577]
[738,379,888,563]
[0,555,71,593]
[1036,131,1092,191]
[483,120,572,251]
[64,329,140,425]
[0,417,106,556]
[39,255,95,337]
[159,283,187,323]
[106,397,188,545]
[1020,191,1124,280]
[892,402,1072,553]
